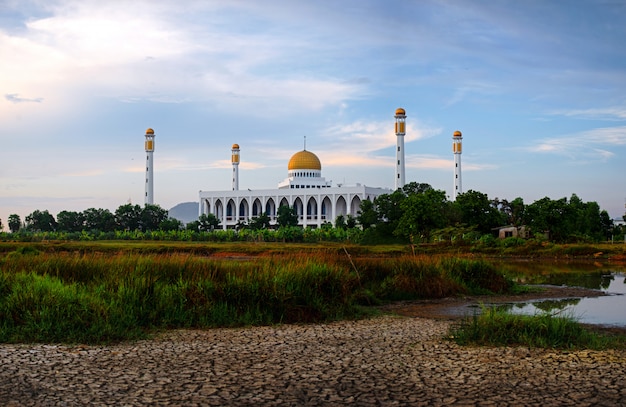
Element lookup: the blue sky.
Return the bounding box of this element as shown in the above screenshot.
[1,0,625,229]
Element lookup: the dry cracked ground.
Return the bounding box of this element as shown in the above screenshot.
[1,310,625,406]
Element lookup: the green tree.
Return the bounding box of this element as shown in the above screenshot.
[249,213,271,230]
[83,208,116,232]
[345,215,357,229]
[356,200,378,230]
[455,190,503,234]
[56,210,86,232]
[115,204,142,231]
[25,210,57,232]
[395,188,448,243]
[276,205,299,228]
[507,197,525,226]
[159,218,184,231]
[524,197,569,241]
[8,214,21,233]
[374,189,406,234]
[140,204,169,232]
[334,214,346,230]
[599,210,613,240]
[198,213,221,231]
[0,217,3,231]
[402,181,433,195]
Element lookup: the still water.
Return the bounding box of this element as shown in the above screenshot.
[495,261,626,328]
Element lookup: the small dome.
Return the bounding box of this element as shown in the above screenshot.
[288,150,321,171]
[453,130,462,137]
[146,128,155,135]
[232,143,240,150]
[395,108,406,116]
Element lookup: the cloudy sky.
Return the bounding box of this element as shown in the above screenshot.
[1,0,625,228]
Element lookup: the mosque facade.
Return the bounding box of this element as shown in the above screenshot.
[198,146,391,230]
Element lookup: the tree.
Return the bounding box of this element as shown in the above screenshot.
[159,218,183,231]
[356,199,378,230]
[249,213,271,230]
[402,181,433,195]
[0,217,3,232]
[140,204,169,232]
[599,210,613,240]
[57,210,85,232]
[83,208,116,232]
[115,204,142,231]
[455,190,503,234]
[276,205,298,228]
[524,197,569,241]
[198,213,221,231]
[395,188,448,243]
[345,215,357,229]
[334,214,346,230]
[8,214,21,233]
[374,189,405,227]
[25,210,57,232]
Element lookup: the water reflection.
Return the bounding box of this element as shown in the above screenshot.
[494,260,623,289]
[501,271,626,328]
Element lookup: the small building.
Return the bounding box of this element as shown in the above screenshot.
[494,225,531,239]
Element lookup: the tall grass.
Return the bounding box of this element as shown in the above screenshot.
[449,307,626,350]
[0,248,513,344]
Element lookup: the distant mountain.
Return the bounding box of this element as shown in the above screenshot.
[168,202,199,225]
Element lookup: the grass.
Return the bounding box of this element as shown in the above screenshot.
[449,306,626,350]
[0,246,513,344]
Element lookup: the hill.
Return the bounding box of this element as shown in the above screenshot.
[168,202,199,224]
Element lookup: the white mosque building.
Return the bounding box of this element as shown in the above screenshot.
[197,108,410,230]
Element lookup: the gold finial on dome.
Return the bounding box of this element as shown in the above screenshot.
[232,143,240,149]
[288,150,321,171]
[146,128,155,135]
[395,108,406,116]
[453,130,462,137]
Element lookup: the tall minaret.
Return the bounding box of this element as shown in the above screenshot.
[231,143,240,191]
[394,108,406,190]
[452,130,463,200]
[144,128,155,205]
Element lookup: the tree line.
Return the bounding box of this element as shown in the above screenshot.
[354,183,616,244]
[0,183,620,243]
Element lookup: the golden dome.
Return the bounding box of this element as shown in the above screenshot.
[288,150,321,171]
[453,130,462,137]
[146,128,155,135]
[232,143,240,149]
[395,108,406,116]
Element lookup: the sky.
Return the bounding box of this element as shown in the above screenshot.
[1,0,625,230]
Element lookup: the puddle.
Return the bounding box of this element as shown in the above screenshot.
[501,272,626,328]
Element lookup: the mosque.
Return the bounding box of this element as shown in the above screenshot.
[144,108,464,230]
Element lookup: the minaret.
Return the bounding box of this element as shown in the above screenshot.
[144,128,155,205]
[231,143,240,191]
[394,108,406,190]
[452,130,463,200]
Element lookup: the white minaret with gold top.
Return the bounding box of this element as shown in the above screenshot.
[144,128,155,205]
[231,143,240,191]
[452,130,463,200]
[394,108,406,190]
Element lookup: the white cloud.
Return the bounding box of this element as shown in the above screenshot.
[524,126,626,161]
[550,107,626,121]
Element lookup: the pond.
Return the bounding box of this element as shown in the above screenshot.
[495,260,626,328]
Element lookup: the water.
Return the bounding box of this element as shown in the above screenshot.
[503,271,626,328]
